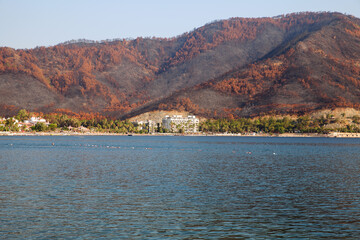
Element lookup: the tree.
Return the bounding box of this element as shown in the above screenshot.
[353,115,360,124]
[16,109,30,121]
[32,122,47,132]
[48,123,57,131]
[5,118,19,131]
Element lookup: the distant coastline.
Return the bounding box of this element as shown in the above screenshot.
[1,131,360,138]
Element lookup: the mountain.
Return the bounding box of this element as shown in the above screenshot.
[1,12,360,118]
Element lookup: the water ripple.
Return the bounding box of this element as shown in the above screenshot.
[0,136,360,239]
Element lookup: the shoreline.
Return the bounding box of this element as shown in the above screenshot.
[1,131,360,138]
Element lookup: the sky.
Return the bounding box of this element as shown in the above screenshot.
[1,0,359,49]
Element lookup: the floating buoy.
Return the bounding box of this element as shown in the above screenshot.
[52,142,55,146]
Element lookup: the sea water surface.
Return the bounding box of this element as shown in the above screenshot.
[0,136,360,239]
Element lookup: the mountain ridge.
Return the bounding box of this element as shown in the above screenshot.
[1,12,359,118]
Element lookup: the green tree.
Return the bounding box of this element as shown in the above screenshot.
[352,115,360,124]
[48,123,58,131]
[16,109,30,121]
[32,122,47,132]
[5,118,19,131]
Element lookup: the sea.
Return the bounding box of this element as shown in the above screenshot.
[0,136,360,239]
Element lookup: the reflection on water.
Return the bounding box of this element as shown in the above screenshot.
[1,136,360,239]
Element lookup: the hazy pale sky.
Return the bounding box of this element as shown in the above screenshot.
[1,0,359,49]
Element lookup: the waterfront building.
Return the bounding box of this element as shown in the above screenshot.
[162,115,199,133]
[24,117,49,125]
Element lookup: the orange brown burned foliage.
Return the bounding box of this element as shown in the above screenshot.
[0,40,157,104]
[161,12,339,70]
[208,57,288,96]
[0,104,20,118]
[0,12,343,93]
[0,12,345,94]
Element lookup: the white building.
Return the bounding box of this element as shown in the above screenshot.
[162,115,199,133]
[24,117,49,125]
[6,117,19,123]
